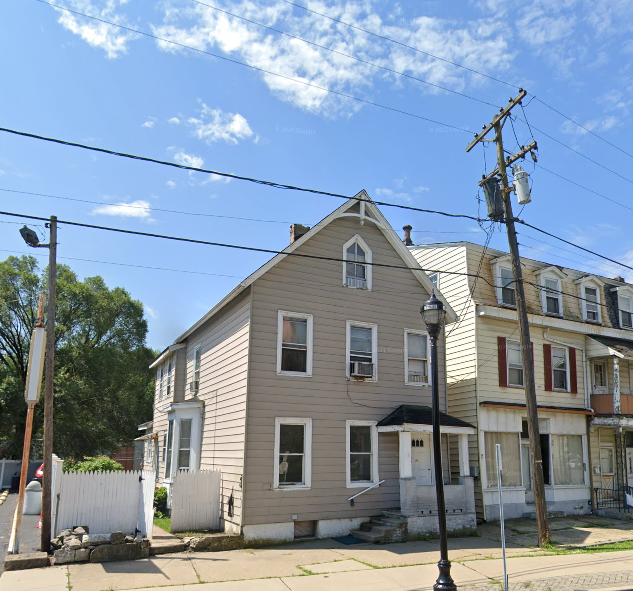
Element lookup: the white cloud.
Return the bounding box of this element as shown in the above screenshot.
[141,117,157,129]
[414,186,430,193]
[144,304,158,319]
[166,180,177,188]
[173,150,204,169]
[187,103,256,145]
[92,199,152,219]
[168,117,181,125]
[561,116,620,136]
[375,187,412,202]
[54,0,139,59]
[151,1,513,116]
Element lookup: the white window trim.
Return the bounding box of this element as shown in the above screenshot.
[191,345,202,393]
[158,368,163,400]
[346,320,378,381]
[404,329,431,387]
[539,273,564,317]
[551,345,570,392]
[276,311,314,377]
[273,417,312,490]
[346,420,379,488]
[166,360,173,398]
[496,265,516,307]
[592,360,608,393]
[165,406,202,482]
[428,272,440,290]
[342,234,373,291]
[506,339,524,388]
[613,285,633,330]
[576,278,602,324]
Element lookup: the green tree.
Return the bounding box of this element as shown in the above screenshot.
[0,255,156,459]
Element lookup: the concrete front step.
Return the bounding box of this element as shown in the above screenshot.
[381,510,407,521]
[149,541,187,555]
[350,529,390,543]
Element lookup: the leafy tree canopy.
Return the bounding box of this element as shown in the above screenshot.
[0,255,156,460]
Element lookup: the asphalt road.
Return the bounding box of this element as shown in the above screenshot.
[0,493,17,575]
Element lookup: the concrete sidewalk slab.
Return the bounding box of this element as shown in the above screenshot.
[302,559,371,573]
[68,554,198,591]
[0,565,67,591]
[119,580,290,591]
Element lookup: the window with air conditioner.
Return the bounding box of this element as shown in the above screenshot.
[346,421,379,487]
[343,235,372,290]
[274,418,312,489]
[190,346,201,393]
[405,330,429,385]
[347,322,377,380]
[500,267,516,306]
[277,311,313,376]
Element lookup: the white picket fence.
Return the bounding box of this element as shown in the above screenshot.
[55,470,155,538]
[171,470,221,533]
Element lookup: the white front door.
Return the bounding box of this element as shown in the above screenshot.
[412,434,433,485]
[627,448,633,488]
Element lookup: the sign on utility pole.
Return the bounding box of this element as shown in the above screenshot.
[466,91,550,546]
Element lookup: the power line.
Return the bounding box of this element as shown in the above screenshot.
[190,0,499,108]
[0,125,482,223]
[534,98,633,161]
[279,0,521,90]
[34,0,470,133]
[0,210,493,285]
[0,188,298,225]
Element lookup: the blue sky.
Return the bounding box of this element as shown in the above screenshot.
[1,0,633,350]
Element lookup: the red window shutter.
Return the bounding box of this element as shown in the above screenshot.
[543,343,552,391]
[569,347,578,394]
[498,336,507,387]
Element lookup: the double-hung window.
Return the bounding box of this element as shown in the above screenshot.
[159,366,164,400]
[343,235,372,290]
[552,347,568,390]
[347,322,377,379]
[274,418,312,489]
[191,346,201,393]
[584,287,599,322]
[277,311,313,376]
[507,340,524,387]
[405,330,429,385]
[166,361,172,397]
[500,267,516,306]
[620,295,633,329]
[544,277,561,315]
[346,421,378,487]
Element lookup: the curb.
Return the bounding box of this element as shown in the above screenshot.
[0,489,9,507]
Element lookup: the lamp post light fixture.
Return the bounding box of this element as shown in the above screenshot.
[421,292,456,591]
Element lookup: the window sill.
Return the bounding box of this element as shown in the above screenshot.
[486,486,524,491]
[347,377,377,383]
[499,303,517,310]
[274,485,311,491]
[347,481,379,489]
[544,313,564,319]
[584,320,602,326]
[277,371,312,378]
[405,382,431,387]
[553,388,570,393]
[506,384,525,389]
[343,284,370,291]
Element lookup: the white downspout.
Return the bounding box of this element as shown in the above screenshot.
[542,330,592,412]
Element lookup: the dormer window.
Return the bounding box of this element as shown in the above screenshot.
[575,276,602,324]
[585,287,599,322]
[620,295,633,329]
[543,278,561,315]
[500,267,516,306]
[343,235,372,290]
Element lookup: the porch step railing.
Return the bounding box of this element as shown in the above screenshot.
[594,486,633,512]
[348,480,385,506]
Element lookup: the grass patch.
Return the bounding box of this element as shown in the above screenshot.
[153,516,171,533]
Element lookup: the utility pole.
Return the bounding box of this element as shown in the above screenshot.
[41,216,57,551]
[466,92,550,546]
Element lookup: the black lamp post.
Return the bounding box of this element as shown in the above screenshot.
[421,293,456,591]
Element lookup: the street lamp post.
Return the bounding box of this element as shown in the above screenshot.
[421,293,456,591]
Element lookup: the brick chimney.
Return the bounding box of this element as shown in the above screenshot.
[290,224,310,244]
[402,225,413,246]
[614,276,625,282]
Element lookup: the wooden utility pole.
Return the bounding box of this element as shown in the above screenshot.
[466,92,550,546]
[41,216,57,552]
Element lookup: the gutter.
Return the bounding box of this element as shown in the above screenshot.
[543,329,593,413]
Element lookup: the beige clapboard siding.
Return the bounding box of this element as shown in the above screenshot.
[243,214,444,526]
[170,288,252,528]
[477,317,586,408]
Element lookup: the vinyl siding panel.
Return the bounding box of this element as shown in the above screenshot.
[243,214,443,526]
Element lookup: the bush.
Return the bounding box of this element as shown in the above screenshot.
[154,487,168,518]
[64,456,124,473]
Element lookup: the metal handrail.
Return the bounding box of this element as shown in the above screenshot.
[347,479,385,506]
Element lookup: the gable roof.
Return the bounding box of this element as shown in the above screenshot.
[175,191,457,343]
[377,404,474,429]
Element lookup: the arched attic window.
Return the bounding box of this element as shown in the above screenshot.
[343,235,372,290]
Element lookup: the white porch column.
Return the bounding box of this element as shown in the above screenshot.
[613,356,621,415]
[459,433,470,477]
[398,431,412,478]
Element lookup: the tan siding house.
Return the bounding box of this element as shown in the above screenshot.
[143,194,477,540]
[412,241,633,521]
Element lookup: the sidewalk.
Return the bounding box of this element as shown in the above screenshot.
[3,537,633,591]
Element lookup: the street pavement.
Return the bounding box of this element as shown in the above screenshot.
[0,494,17,573]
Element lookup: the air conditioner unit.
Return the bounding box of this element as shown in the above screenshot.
[350,361,374,378]
[189,380,199,393]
